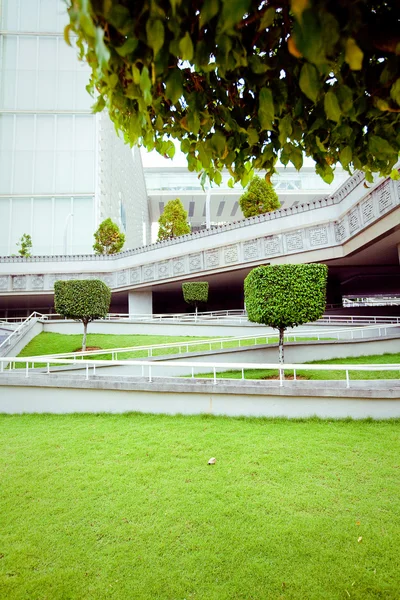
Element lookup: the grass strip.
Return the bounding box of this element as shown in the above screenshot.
[0,414,399,600]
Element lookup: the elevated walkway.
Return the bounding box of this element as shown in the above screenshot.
[0,172,398,303]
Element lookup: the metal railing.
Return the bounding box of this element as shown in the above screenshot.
[1,356,399,389]
[21,323,400,362]
[0,311,47,352]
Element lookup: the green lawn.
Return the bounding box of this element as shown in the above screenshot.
[14,332,331,366]
[194,353,400,381]
[0,414,399,599]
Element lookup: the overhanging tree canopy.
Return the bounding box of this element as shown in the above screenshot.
[66,0,400,186]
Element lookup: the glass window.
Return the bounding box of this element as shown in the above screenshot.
[15,115,35,150]
[0,151,13,193]
[0,115,14,151]
[1,0,19,30]
[36,116,55,151]
[19,0,39,31]
[56,71,75,109]
[74,151,95,193]
[37,70,57,109]
[13,151,34,193]
[55,152,73,193]
[16,70,37,109]
[0,70,16,109]
[18,36,37,71]
[34,151,55,193]
[38,0,58,32]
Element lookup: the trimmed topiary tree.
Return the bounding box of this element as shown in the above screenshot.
[244,264,328,363]
[93,218,125,254]
[158,199,191,241]
[182,282,209,316]
[54,279,111,351]
[239,176,280,218]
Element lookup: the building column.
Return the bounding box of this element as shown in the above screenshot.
[128,290,153,316]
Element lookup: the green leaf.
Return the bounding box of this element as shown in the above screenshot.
[108,73,119,89]
[115,37,138,57]
[139,66,152,105]
[92,96,106,113]
[200,0,220,29]
[247,128,259,146]
[259,88,275,130]
[368,136,396,156]
[258,7,276,30]
[315,163,334,184]
[210,130,226,155]
[390,169,400,181]
[324,91,341,122]
[278,115,293,145]
[166,69,184,104]
[390,79,400,106]
[146,18,165,57]
[214,171,222,185]
[94,27,110,71]
[345,38,363,71]
[179,32,194,61]
[339,146,352,169]
[64,23,72,47]
[299,63,319,102]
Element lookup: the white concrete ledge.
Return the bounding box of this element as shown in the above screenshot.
[1,375,399,419]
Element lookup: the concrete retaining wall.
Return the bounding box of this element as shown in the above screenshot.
[1,376,399,419]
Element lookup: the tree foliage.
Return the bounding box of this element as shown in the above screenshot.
[244,264,327,362]
[158,199,191,240]
[182,282,209,314]
[17,234,32,257]
[54,279,111,351]
[66,0,399,186]
[239,176,280,217]
[93,218,125,254]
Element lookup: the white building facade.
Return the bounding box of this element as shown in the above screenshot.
[0,0,150,256]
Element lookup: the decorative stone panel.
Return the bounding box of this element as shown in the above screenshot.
[224,244,239,264]
[348,207,361,234]
[286,231,303,251]
[31,275,44,290]
[115,271,128,286]
[243,239,259,260]
[309,226,328,247]
[334,220,347,242]
[130,268,141,284]
[0,276,8,290]
[377,182,393,214]
[157,261,170,279]
[361,197,374,224]
[264,236,281,255]
[101,273,115,287]
[12,275,26,290]
[205,249,219,268]
[189,253,202,272]
[143,265,155,281]
[173,258,185,276]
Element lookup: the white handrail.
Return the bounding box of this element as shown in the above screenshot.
[0,311,47,351]
[1,356,399,389]
[20,322,400,361]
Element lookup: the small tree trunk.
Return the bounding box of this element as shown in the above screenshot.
[195,304,198,321]
[82,320,88,352]
[278,327,285,364]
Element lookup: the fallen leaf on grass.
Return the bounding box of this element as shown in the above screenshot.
[358,536,363,543]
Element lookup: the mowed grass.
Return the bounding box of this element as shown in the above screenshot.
[194,352,400,381]
[14,332,330,367]
[0,414,399,599]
